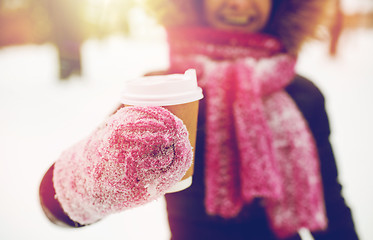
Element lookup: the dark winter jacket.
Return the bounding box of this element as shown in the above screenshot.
[165,75,359,240]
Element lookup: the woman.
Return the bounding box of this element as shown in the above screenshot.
[39,0,359,239]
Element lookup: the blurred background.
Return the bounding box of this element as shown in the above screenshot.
[0,0,372,239]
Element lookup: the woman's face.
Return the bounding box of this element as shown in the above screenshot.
[203,0,272,33]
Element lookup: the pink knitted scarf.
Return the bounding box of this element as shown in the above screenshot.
[167,27,327,238]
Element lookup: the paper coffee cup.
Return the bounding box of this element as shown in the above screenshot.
[121,69,203,192]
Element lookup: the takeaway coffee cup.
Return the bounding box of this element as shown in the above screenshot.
[120,69,203,192]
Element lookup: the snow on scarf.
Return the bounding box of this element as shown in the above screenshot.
[167,27,327,238]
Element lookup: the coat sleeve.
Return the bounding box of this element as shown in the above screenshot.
[39,164,85,227]
[286,75,359,240]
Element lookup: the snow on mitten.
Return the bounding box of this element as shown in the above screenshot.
[53,106,192,225]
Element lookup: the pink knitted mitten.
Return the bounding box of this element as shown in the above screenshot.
[53,106,192,225]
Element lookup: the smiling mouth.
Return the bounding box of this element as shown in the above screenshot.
[218,14,258,26]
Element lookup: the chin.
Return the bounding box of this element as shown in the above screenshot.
[216,23,261,33]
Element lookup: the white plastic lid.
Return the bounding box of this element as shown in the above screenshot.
[121,69,203,106]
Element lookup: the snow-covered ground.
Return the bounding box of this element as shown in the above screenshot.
[0,28,372,240]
